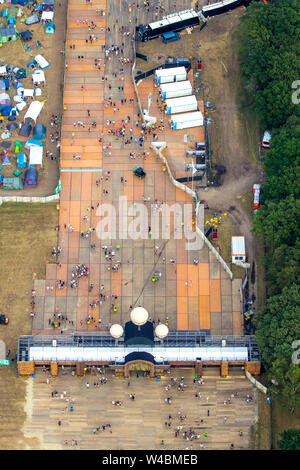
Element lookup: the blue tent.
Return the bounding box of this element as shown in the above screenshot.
[19,122,32,137]
[33,124,46,140]
[17,152,27,169]
[15,69,27,79]
[12,80,24,90]
[11,0,29,5]
[1,155,11,165]
[0,105,13,116]
[45,22,55,34]
[25,139,43,149]
[24,165,38,188]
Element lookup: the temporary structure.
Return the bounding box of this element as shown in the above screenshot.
[155,66,187,84]
[160,80,192,99]
[33,123,46,139]
[231,236,246,263]
[165,95,197,114]
[170,111,203,130]
[29,146,43,165]
[41,11,54,21]
[24,165,38,187]
[34,54,49,69]
[0,25,18,43]
[45,22,55,34]
[32,70,45,84]
[24,101,44,122]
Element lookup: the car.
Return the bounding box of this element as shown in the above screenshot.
[0,314,9,325]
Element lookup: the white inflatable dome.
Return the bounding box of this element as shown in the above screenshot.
[109,323,124,338]
[155,323,169,339]
[130,307,149,326]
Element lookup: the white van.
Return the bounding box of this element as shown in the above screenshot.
[262,130,271,148]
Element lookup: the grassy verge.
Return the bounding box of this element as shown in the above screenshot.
[250,389,271,449]
[0,202,58,355]
[271,398,300,449]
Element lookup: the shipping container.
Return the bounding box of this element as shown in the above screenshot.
[155,66,187,84]
[160,80,192,99]
[170,111,203,130]
[165,95,197,114]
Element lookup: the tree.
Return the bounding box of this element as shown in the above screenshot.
[278,429,300,450]
[269,359,300,414]
[254,196,300,247]
[254,284,300,370]
[264,242,300,296]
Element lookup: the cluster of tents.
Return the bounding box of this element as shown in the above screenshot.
[0,0,55,46]
[0,125,45,189]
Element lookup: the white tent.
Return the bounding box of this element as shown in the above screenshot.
[23,89,35,97]
[24,101,44,122]
[16,102,27,112]
[41,11,54,21]
[29,146,43,166]
[32,70,45,84]
[34,54,49,69]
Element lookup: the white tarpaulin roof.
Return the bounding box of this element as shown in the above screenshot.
[29,146,43,165]
[24,101,44,122]
[23,89,34,97]
[32,70,45,84]
[34,54,49,69]
[28,346,249,362]
[41,11,54,20]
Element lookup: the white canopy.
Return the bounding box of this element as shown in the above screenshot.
[23,89,34,97]
[16,101,27,111]
[32,70,45,84]
[34,54,49,69]
[41,11,54,20]
[24,101,44,122]
[29,146,43,165]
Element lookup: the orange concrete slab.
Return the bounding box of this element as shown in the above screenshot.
[199,278,210,296]
[177,297,188,315]
[199,296,210,330]
[209,279,221,313]
[198,263,209,280]
[177,314,189,330]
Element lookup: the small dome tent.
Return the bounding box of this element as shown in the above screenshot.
[33,124,46,139]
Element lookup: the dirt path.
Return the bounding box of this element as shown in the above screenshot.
[193,11,262,298]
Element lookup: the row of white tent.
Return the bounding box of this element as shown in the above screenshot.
[155,67,203,130]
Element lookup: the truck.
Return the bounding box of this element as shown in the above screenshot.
[160,80,192,99]
[165,95,198,114]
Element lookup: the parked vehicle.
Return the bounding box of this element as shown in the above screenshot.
[162,31,181,43]
[0,314,8,325]
[261,130,271,148]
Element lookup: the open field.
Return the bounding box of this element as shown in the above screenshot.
[0,202,58,355]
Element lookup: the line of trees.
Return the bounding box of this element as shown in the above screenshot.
[237,0,300,414]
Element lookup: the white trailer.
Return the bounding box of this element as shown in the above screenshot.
[165,95,197,114]
[160,80,192,99]
[170,111,203,130]
[155,66,187,84]
[231,236,246,263]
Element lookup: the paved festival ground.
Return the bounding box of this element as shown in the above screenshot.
[23,367,257,450]
[31,0,243,337]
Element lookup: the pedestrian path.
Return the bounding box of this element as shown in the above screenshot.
[23,368,257,450]
[33,0,243,337]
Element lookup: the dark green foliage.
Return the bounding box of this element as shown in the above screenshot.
[278,428,300,450]
[237,1,300,412]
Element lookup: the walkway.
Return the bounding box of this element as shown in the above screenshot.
[32,0,243,336]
